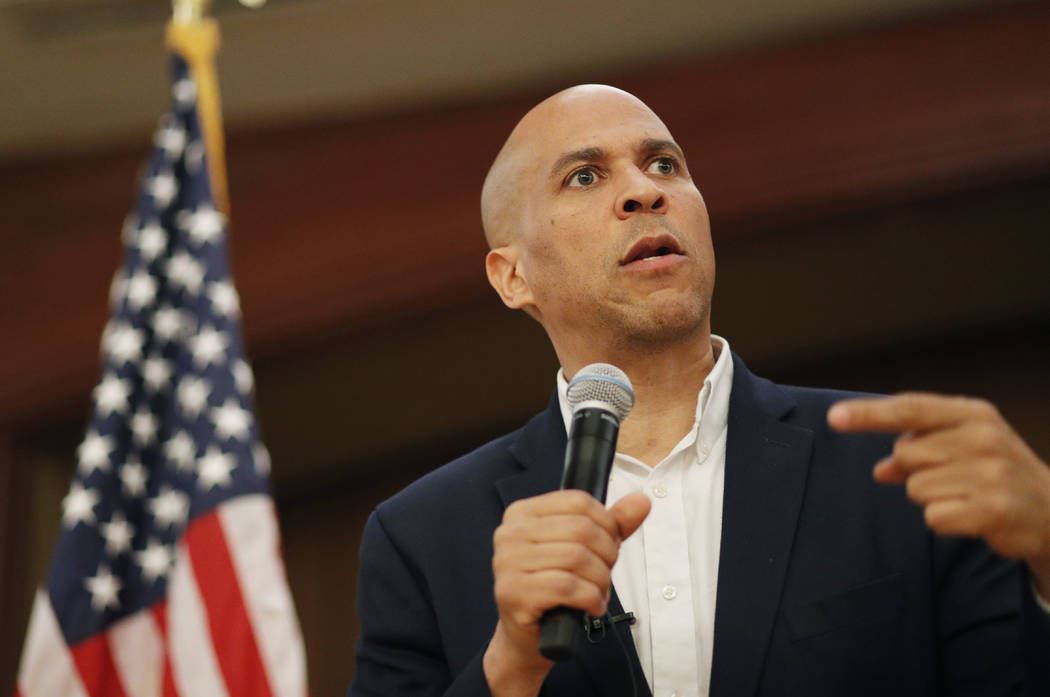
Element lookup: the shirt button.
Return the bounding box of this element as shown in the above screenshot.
[661,585,677,600]
[699,441,711,455]
[652,485,668,499]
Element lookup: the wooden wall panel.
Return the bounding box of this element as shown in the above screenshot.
[2,2,1049,427]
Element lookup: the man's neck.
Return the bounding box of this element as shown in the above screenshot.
[563,336,718,467]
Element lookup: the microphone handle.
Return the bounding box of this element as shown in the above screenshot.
[539,409,619,661]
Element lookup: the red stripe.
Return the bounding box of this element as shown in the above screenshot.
[151,601,178,697]
[14,685,24,697]
[70,632,130,697]
[184,510,274,697]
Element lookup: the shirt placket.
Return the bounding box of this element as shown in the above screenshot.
[644,456,701,697]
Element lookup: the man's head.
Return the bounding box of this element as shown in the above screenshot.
[481,85,715,370]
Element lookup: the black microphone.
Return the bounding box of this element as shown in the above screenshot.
[539,363,635,662]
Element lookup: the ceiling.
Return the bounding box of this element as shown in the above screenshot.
[0,0,991,160]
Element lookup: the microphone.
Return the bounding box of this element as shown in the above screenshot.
[539,363,635,662]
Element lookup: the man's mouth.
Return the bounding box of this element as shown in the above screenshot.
[620,234,685,265]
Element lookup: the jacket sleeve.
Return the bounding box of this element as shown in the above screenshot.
[1020,574,1050,695]
[348,510,494,697]
[934,535,1050,696]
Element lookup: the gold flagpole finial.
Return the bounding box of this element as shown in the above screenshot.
[172,0,211,26]
[167,0,227,215]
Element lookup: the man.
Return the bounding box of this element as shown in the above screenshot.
[349,85,1050,697]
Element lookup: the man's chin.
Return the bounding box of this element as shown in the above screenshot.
[612,298,709,349]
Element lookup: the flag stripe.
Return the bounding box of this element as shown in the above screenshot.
[219,496,308,697]
[109,608,164,697]
[16,590,89,697]
[168,542,230,697]
[184,509,275,697]
[71,633,131,697]
[150,603,180,697]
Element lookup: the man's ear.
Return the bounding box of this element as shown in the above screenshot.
[486,246,537,314]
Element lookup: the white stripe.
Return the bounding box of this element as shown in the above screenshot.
[218,495,308,697]
[109,610,163,697]
[16,589,89,697]
[168,541,231,697]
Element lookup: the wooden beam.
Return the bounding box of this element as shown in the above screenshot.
[1,2,1048,426]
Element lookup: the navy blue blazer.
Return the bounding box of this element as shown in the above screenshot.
[349,354,1050,696]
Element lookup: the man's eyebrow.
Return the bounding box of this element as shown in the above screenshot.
[641,138,685,160]
[549,147,604,180]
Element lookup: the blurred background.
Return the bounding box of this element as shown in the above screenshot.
[2,0,1049,694]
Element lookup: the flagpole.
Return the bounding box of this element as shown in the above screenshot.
[166,0,229,217]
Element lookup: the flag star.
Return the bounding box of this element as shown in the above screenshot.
[172,78,196,106]
[126,268,158,311]
[153,305,191,343]
[164,429,197,472]
[84,564,122,612]
[142,355,173,392]
[136,540,175,584]
[177,375,211,418]
[155,122,187,160]
[148,486,189,529]
[211,398,252,441]
[208,280,240,318]
[99,512,135,557]
[93,373,131,417]
[137,220,168,262]
[147,171,178,209]
[233,359,254,395]
[77,431,114,475]
[166,251,205,295]
[190,326,228,369]
[180,204,225,246]
[197,445,235,490]
[120,459,149,498]
[62,483,100,528]
[253,443,271,477]
[104,321,145,365]
[130,406,159,446]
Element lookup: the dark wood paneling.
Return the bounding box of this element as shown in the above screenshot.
[0,431,18,692]
[2,2,1049,427]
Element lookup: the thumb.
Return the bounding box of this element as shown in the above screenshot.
[611,492,651,542]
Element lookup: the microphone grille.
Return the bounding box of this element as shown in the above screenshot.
[566,363,635,422]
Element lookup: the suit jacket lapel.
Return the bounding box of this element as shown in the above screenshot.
[495,397,651,697]
[496,395,565,506]
[709,355,814,697]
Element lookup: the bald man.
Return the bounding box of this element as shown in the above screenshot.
[348,85,1050,697]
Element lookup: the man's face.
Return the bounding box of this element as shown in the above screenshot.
[492,86,715,353]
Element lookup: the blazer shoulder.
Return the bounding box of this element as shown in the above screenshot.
[779,383,884,414]
[735,359,894,453]
[730,352,882,424]
[374,424,526,522]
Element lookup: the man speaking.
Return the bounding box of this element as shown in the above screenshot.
[348,85,1050,697]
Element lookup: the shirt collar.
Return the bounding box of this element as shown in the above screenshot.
[555,335,734,456]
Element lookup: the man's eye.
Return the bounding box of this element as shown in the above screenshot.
[567,168,598,188]
[646,157,677,175]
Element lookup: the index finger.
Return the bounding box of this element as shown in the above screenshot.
[506,490,619,537]
[827,392,983,434]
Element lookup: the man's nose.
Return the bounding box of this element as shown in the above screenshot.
[615,170,666,219]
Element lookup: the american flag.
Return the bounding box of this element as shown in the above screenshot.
[13,53,308,697]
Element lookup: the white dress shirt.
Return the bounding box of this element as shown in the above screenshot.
[557,336,734,697]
